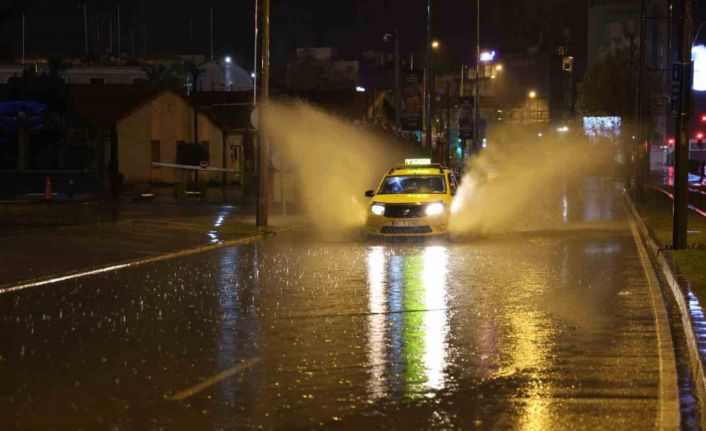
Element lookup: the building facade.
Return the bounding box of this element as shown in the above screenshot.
[115,90,243,185]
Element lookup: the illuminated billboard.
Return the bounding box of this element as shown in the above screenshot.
[583,116,621,142]
[693,45,706,92]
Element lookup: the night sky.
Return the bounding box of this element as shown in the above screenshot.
[1,0,587,70]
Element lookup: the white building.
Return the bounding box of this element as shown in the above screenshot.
[0,64,148,85]
[196,58,253,92]
[0,55,254,91]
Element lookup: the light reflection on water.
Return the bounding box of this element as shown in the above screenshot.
[366,246,387,399]
[562,195,568,224]
[365,245,450,399]
[495,250,556,431]
[581,179,615,221]
[216,244,261,414]
[217,246,239,401]
[421,246,449,391]
[208,209,232,244]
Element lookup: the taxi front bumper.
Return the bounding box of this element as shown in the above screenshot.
[365,214,448,237]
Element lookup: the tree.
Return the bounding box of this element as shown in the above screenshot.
[7,64,68,114]
[578,48,664,125]
[577,49,632,117]
[285,51,356,92]
[141,60,203,93]
[142,64,180,90]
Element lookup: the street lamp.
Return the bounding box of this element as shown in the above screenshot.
[431,40,440,49]
[527,90,538,123]
[424,0,433,150]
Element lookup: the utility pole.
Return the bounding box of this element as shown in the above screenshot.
[673,0,692,249]
[635,0,646,200]
[424,0,433,149]
[193,68,200,183]
[253,0,258,106]
[460,65,465,96]
[445,80,451,167]
[21,12,25,65]
[209,5,214,61]
[189,18,193,63]
[256,0,270,227]
[83,2,88,58]
[473,0,480,155]
[142,23,147,62]
[117,4,121,55]
[394,28,401,130]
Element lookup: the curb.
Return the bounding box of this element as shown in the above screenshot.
[0,223,302,296]
[623,190,706,429]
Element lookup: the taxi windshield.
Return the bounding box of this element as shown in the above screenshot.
[378,175,446,194]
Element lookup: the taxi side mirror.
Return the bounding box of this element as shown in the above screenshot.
[365,190,375,198]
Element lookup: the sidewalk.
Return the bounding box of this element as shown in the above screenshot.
[634,187,706,300]
[0,188,253,235]
[0,201,299,286]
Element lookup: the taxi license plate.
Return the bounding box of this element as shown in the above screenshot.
[391,220,421,227]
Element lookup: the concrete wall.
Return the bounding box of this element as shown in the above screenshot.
[116,91,242,185]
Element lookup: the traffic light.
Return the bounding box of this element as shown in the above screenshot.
[697,132,704,147]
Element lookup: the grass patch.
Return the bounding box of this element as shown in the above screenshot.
[133,216,263,238]
[636,188,706,300]
[214,222,262,237]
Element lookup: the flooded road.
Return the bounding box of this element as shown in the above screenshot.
[1,179,669,430]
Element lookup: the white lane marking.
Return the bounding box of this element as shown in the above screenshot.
[0,235,262,295]
[627,215,681,430]
[0,262,135,294]
[166,357,261,401]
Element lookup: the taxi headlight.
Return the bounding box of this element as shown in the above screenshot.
[370,203,385,216]
[425,202,445,216]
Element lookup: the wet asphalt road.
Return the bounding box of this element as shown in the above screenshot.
[1,179,667,430]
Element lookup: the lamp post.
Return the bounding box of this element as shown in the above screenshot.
[673,0,693,249]
[429,40,440,157]
[256,0,270,227]
[473,0,480,155]
[394,29,401,130]
[528,90,538,122]
[424,0,433,149]
[82,2,88,58]
[473,48,495,151]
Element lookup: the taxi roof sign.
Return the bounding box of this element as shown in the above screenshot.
[405,158,432,165]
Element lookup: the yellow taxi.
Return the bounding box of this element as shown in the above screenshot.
[364,159,458,237]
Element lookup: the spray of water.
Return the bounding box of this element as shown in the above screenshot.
[449,133,615,238]
[264,101,614,239]
[264,100,406,236]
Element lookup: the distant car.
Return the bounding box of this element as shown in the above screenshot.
[365,159,458,237]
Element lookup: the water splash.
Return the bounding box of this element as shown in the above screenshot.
[264,100,406,236]
[449,134,615,237]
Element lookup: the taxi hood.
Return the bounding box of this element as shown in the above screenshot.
[370,193,447,204]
